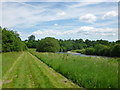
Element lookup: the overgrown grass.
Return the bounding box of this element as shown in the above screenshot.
[29,49,118,88]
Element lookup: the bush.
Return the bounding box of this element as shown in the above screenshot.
[36,37,60,52]
[71,49,85,54]
[85,47,95,55]
[110,44,120,57]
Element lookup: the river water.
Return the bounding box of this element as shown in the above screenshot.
[56,52,111,58]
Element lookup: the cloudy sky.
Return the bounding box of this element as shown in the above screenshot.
[1,1,118,41]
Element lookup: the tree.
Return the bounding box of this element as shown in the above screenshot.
[28,35,35,41]
[36,37,60,52]
[2,27,27,52]
[85,39,93,47]
[25,35,37,48]
[0,27,2,52]
[110,44,120,57]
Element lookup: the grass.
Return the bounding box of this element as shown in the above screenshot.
[0,53,2,89]
[2,52,23,76]
[29,49,118,88]
[2,51,79,88]
[71,49,85,54]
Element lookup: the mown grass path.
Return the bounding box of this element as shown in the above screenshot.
[2,51,80,88]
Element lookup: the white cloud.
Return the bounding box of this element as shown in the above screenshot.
[54,24,58,26]
[32,29,75,36]
[17,31,21,35]
[1,2,117,28]
[32,26,117,37]
[102,11,118,19]
[57,11,66,16]
[80,26,94,31]
[80,14,97,23]
[2,2,47,28]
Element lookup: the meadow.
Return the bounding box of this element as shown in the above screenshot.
[0,54,2,89]
[29,49,118,88]
[2,52,23,76]
[2,51,79,88]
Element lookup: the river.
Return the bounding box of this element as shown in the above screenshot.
[56,51,111,58]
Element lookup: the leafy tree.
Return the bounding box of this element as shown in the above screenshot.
[24,35,37,48]
[36,37,60,52]
[2,27,27,52]
[110,44,120,57]
[0,27,2,52]
[116,40,120,43]
[28,35,35,41]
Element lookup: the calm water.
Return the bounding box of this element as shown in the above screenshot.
[56,52,110,58]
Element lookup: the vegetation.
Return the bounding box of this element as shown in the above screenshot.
[110,44,120,57]
[72,44,120,57]
[28,35,35,41]
[29,49,118,88]
[2,52,23,76]
[1,26,119,88]
[2,51,79,88]
[24,34,120,57]
[0,54,2,89]
[24,35,38,48]
[71,49,85,54]
[36,37,60,52]
[2,28,27,52]
[0,27,2,52]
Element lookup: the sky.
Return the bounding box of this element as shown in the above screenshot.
[1,1,119,41]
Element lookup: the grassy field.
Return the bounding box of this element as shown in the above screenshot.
[2,51,79,88]
[0,54,2,89]
[29,49,118,88]
[2,52,23,76]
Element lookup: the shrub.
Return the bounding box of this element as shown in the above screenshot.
[36,37,60,52]
[110,44,120,57]
[85,47,95,55]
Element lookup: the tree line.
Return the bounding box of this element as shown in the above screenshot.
[1,27,120,57]
[25,35,120,57]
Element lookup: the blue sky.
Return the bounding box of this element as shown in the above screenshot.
[1,1,118,41]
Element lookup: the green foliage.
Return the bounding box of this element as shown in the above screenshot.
[85,47,95,55]
[71,49,85,54]
[83,44,120,57]
[28,35,35,41]
[110,44,120,57]
[94,44,109,55]
[24,35,37,48]
[36,37,60,52]
[26,33,120,57]
[29,49,118,88]
[2,27,27,52]
[0,27,2,52]
[59,39,86,52]
[24,40,38,48]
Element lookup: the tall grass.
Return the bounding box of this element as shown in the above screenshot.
[29,49,118,88]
